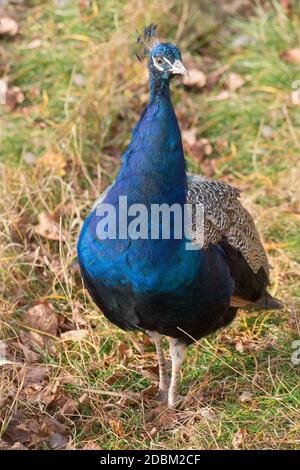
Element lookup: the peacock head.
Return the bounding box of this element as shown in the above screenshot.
[137,24,188,82]
[149,43,188,81]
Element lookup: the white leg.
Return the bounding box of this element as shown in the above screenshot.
[168,337,187,408]
[148,331,169,394]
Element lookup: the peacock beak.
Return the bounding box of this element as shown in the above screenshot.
[170,59,189,77]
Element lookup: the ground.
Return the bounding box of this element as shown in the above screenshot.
[0,0,299,450]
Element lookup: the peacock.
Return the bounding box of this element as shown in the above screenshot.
[77,25,282,408]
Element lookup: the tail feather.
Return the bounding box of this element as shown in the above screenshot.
[252,292,283,310]
[231,292,283,310]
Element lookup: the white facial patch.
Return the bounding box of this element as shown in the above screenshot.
[152,56,188,77]
[152,56,165,71]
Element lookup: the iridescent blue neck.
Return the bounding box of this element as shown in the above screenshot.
[113,70,186,207]
[149,73,171,103]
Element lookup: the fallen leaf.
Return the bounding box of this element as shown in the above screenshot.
[73,73,86,86]
[198,406,217,421]
[78,393,89,405]
[0,16,19,36]
[282,48,300,65]
[35,212,62,241]
[216,136,228,152]
[4,86,24,110]
[183,130,212,163]
[202,158,217,177]
[108,419,124,436]
[23,302,58,335]
[213,90,230,101]
[25,39,42,49]
[0,78,7,104]
[23,152,37,165]
[60,329,89,341]
[19,343,40,363]
[145,404,178,429]
[280,0,290,11]
[182,129,197,146]
[9,442,28,450]
[239,391,253,403]
[58,397,78,416]
[232,35,254,50]
[183,69,206,88]
[48,432,69,450]
[82,442,103,450]
[129,337,145,355]
[261,125,275,139]
[118,341,133,363]
[225,72,245,91]
[291,89,300,105]
[37,151,66,176]
[235,341,245,353]
[22,366,48,386]
[232,428,247,449]
[0,46,8,74]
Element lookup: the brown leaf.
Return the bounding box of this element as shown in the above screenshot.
[0,16,19,36]
[48,432,69,450]
[19,343,40,363]
[216,136,228,152]
[22,365,48,386]
[82,442,103,450]
[60,329,89,341]
[108,419,124,436]
[213,90,230,101]
[282,48,300,65]
[202,158,217,177]
[35,212,62,241]
[78,393,89,405]
[183,69,206,88]
[199,406,217,421]
[2,84,24,110]
[182,128,197,146]
[225,72,245,91]
[9,442,28,450]
[239,391,253,403]
[232,428,247,449]
[60,397,77,415]
[23,302,58,335]
[37,151,66,176]
[25,39,42,49]
[129,337,145,355]
[145,404,178,430]
[280,0,290,11]
[0,46,8,74]
[235,340,245,353]
[118,341,133,363]
[261,125,275,139]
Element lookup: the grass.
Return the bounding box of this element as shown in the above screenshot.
[0,0,300,450]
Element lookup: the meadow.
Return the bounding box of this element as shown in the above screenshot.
[0,0,299,450]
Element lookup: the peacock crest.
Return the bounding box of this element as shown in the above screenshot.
[136,23,160,61]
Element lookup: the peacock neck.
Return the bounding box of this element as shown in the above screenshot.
[115,74,187,206]
[149,74,171,103]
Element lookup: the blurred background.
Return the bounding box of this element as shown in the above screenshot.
[0,0,299,450]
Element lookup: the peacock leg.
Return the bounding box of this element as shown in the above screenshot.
[148,331,169,398]
[168,337,187,408]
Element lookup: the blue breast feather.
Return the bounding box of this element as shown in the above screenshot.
[78,94,233,298]
[77,83,234,338]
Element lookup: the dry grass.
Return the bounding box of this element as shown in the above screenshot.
[0,0,300,450]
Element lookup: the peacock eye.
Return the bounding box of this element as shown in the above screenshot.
[156,57,164,65]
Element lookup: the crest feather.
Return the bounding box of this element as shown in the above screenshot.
[136,23,160,60]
